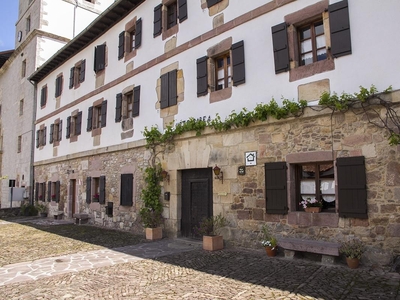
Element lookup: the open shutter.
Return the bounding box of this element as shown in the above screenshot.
[101,100,107,128]
[120,173,133,206]
[43,184,46,203]
[69,67,74,89]
[79,60,86,83]
[40,87,46,107]
[66,116,71,138]
[271,22,290,74]
[55,181,60,203]
[337,156,367,219]
[153,4,162,37]
[76,111,82,135]
[207,0,222,8]
[94,44,106,72]
[160,73,169,109]
[87,106,93,131]
[179,0,188,22]
[133,86,140,117]
[99,176,106,205]
[36,130,39,148]
[86,177,91,204]
[115,93,122,122]
[265,162,288,214]
[49,124,54,144]
[118,31,125,60]
[135,18,142,48]
[168,70,177,106]
[43,126,47,145]
[47,181,51,202]
[35,182,39,201]
[196,56,208,96]
[231,40,245,86]
[329,0,351,58]
[58,120,62,141]
[55,76,62,97]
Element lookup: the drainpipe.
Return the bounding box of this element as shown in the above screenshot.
[73,0,79,38]
[29,80,37,205]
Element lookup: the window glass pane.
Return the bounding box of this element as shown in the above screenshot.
[300,27,311,40]
[301,53,313,65]
[227,56,230,66]
[315,22,324,35]
[301,40,312,53]
[316,35,326,48]
[217,58,224,68]
[217,69,224,80]
[317,49,327,61]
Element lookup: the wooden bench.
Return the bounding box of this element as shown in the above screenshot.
[73,213,90,225]
[279,237,340,264]
[53,211,64,220]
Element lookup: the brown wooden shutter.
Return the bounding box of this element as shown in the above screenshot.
[101,100,107,128]
[329,0,351,58]
[207,0,222,8]
[337,156,367,219]
[133,85,140,117]
[168,70,177,106]
[40,86,47,107]
[99,176,106,205]
[272,22,290,74]
[36,130,39,148]
[118,31,125,60]
[43,126,47,145]
[47,181,51,202]
[160,73,169,109]
[58,120,62,142]
[153,4,162,37]
[86,177,91,204]
[35,182,39,202]
[55,181,60,203]
[43,184,46,203]
[120,173,133,206]
[87,106,93,131]
[265,162,288,214]
[66,116,71,138]
[135,18,142,48]
[94,44,106,72]
[69,67,74,89]
[231,40,245,86]
[179,0,188,22]
[55,76,62,97]
[49,124,54,144]
[197,56,208,96]
[76,111,82,135]
[79,60,85,83]
[115,93,122,122]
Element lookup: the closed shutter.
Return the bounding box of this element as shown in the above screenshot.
[231,40,245,86]
[69,67,75,89]
[58,120,62,141]
[40,87,46,107]
[66,116,71,138]
[337,156,367,219]
[133,85,140,117]
[265,162,288,214]
[49,124,54,144]
[168,70,177,106]
[178,0,188,22]
[135,18,142,48]
[329,0,351,58]
[207,0,222,8]
[153,4,162,37]
[86,177,91,204]
[115,93,122,122]
[99,176,106,205]
[87,106,93,131]
[36,130,39,148]
[120,173,133,206]
[79,60,86,83]
[55,181,60,203]
[196,56,208,96]
[94,44,106,72]
[76,111,82,135]
[271,22,290,74]
[118,31,125,60]
[47,181,51,202]
[35,182,39,201]
[101,100,107,128]
[55,76,62,97]
[160,72,169,109]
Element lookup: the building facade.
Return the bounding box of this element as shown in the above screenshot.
[30,0,400,266]
[0,0,115,208]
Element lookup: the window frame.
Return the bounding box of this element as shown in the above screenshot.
[215,53,231,91]
[298,20,327,66]
[36,125,47,148]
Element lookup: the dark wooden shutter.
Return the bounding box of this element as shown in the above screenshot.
[86,177,91,204]
[40,86,46,107]
[49,124,54,144]
[179,0,188,22]
[115,93,122,122]
[36,130,39,148]
[135,18,142,48]
[69,67,75,89]
[43,184,46,203]
[66,116,71,138]
[43,126,47,145]
[231,40,245,86]
[207,0,222,8]
[196,56,208,97]
[87,106,93,131]
[272,22,290,74]
[55,76,62,97]
[101,100,107,128]
[35,182,39,201]
[337,156,367,219]
[94,44,106,72]
[79,60,86,83]
[133,85,140,117]
[160,72,169,109]
[99,176,106,205]
[120,173,133,206]
[265,162,288,214]
[153,4,162,37]
[47,181,51,202]
[58,120,62,141]
[55,181,60,203]
[76,111,82,135]
[329,0,351,58]
[168,70,177,106]
[118,31,125,60]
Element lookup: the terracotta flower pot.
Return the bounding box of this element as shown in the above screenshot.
[203,235,224,251]
[346,257,360,269]
[305,207,321,213]
[145,227,162,240]
[265,246,277,257]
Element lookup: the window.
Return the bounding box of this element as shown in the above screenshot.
[118,18,142,60]
[50,120,62,146]
[21,60,26,78]
[47,181,60,202]
[115,86,141,121]
[215,54,231,91]
[19,99,24,116]
[94,44,106,73]
[55,74,63,97]
[153,0,187,39]
[40,85,47,107]
[17,136,22,153]
[86,176,106,204]
[35,182,46,201]
[87,100,107,132]
[206,0,223,7]
[66,111,82,140]
[26,16,31,33]
[160,70,177,109]
[120,173,133,206]
[36,126,47,148]
[69,60,85,89]
[272,0,351,80]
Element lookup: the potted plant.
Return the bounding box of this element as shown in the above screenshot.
[259,224,278,257]
[36,203,48,218]
[51,194,56,201]
[299,197,323,213]
[92,193,99,202]
[194,214,228,251]
[339,239,366,269]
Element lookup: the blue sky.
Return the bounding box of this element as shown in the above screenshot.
[0,1,19,51]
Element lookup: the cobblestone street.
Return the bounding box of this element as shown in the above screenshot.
[0,219,399,299]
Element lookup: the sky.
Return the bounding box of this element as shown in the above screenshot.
[0,1,19,51]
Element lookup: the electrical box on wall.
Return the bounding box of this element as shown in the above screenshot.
[164,192,170,201]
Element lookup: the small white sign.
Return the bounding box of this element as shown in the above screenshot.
[245,151,257,166]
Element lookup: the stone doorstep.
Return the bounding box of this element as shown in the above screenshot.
[73,213,90,225]
[279,237,340,256]
[53,211,64,220]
